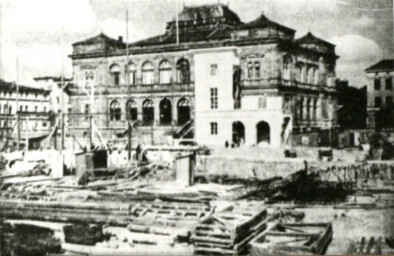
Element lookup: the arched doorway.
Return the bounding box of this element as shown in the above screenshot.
[177,98,190,125]
[142,99,154,126]
[232,121,245,146]
[159,98,172,126]
[126,99,137,121]
[256,121,270,144]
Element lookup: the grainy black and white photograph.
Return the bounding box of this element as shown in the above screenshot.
[0,0,393,255]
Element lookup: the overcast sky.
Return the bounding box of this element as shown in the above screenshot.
[0,0,392,87]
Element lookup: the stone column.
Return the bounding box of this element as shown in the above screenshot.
[154,97,160,126]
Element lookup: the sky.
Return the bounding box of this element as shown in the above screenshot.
[0,0,392,87]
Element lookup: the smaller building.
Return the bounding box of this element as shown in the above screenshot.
[34,76,72,125]
[365,59,394,129]
[0,79,51,148]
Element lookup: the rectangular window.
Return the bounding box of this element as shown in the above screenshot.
[85,104,90,120]
[386,78,392,90]
[254,62,260,78]
[43,121,47,127]
[210,64,217,76]
[19,106,23,113]
[374,79,381,90]
[113,72,120,86]
[386,96,393,108]
[210,122,218,135]
[210,88,218,109]
[35,106,38,112]
[375,97,381,108]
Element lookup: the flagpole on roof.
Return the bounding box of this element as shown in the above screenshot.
[176,0,179,45]
[126,9,132,160]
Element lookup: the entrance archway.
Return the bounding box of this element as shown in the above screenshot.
[177,98,190,125]
[256,121,270,144]
[232,121,245,146]
[159,98,172,126]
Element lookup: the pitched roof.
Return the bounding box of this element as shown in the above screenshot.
[239,13,295,34]
[0,79,49,94]
[130,26,233,47]
[296,32,334,47]
[72,33,125,47]
[176,4,241,25]
[365,59,394,72]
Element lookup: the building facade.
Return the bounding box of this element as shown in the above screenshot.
[365,59,394,129]
[69,4,338,147]
[0,79,51,148]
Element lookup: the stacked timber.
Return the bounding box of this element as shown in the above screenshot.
[248,222,333,255]
[1,223,62,255]
[0,199,132,226]
[63,224,105,245]
[191,202,268,255]
[347,236,394,255]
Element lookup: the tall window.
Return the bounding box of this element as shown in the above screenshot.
[110,100,121,121]
[374,79,381,90]
[282,55,291,80]
[110,64,121,86]
[3,104,7,114]
[126,99,138,121]
[8,106,12,114]
[35,106,38,112]
[142,99,154,126]
[142,61,154,84]
[25,105,28,112]
[210,122,218,135]
[314,68,319,85]
[386,96,392,108]
[210,88,218,109]
[19,106,23,113]
[375,97,381,108]
[127,63,137,85]
[85,71,94,85]
[159,60,172,84]
[247,61,260,79]
[386,78,392,90]
[176,58,190,83]
[307,67,314,84]
[210,64,217,76]
[85,104,90,120]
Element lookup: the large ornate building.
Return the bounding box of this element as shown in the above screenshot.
[69,3,338,147]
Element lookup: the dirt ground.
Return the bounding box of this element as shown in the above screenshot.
[301,207,393,254]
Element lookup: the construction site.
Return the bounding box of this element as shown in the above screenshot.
[0,116,393,255]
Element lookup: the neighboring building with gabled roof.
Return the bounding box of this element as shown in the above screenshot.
[68,3,339,148]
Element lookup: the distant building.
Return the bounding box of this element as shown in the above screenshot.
[0,79,51,149]
[365,59,394,129]
[336,79,367,130]
[69,3,338,147]
[34,76,72,125]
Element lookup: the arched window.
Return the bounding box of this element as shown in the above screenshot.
[177,98,190,125]
[110,100,121,121]
[159,60,172,84]
[142,99,154,126]
[110,64,121,86]
[159,98,172,125]
[127,63,137,85]
[283,55,292,80]
[126,99,137,121]
[300,64,307,83]
[314,68,319,85]
[142,61,154,85]
[307,66,314,84]
[176,58,190,83]
[247,61,261,79]
[85,71,94,86]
